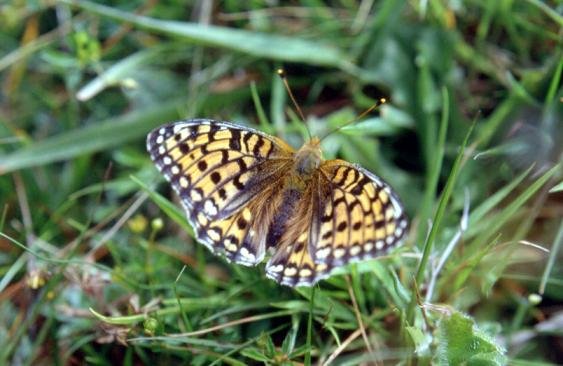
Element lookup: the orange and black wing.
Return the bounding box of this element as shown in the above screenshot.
[147,119,293,265]
[265,160,408,286]
[313,160,408,265]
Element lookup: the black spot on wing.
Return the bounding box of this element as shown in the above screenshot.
[179,143,189,154]
[210,171,221,184]
[197,160,208,171]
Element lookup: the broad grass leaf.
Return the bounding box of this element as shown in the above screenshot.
[436,311,506,366]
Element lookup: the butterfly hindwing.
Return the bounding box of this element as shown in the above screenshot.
[147,119,294,265]
[314,160,408,266]
[265,161,408,286]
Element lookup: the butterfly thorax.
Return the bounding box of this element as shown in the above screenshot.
[294,137,323,177]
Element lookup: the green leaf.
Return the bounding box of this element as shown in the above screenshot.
[240,348,270,362]
[281,316,299,355]
[256,332,276,358]
[406,325,431,355]
[436,311,507,366]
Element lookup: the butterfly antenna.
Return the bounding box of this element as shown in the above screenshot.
[319,97,387,142]
[277,69,312,140]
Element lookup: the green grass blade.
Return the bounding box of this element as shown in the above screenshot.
[475,97,519,147]
[544,57,563,106]
[60,0,352,70]
[549,180,563,193]
[76,45,176,101]
[407,121,475,324]
[340,116,412,136]
[0,254,26,293]
[539,219,563,295]
[173,265,193,332]
[417,86,449,243]
[131,175,193,237]
[305,286,315,366]
[470,163,561,250]
[0,101,182,174]
[0,23,64,72]
[524,0,563,26]
[250,81,272,133]
[466,165,534,238]
[0,204,7,231]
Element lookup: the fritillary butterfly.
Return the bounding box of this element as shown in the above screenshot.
[147,119,408,286]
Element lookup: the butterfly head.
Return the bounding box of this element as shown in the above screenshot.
[294,137,323,176]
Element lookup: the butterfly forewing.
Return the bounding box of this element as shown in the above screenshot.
[147,119,294,264]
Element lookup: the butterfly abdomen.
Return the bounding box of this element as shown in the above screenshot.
[266,187,302,249]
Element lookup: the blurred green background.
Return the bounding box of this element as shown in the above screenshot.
[0,1,561,365]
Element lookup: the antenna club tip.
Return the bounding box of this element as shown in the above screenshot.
[379,97,387,104]
[276,68,286,77]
